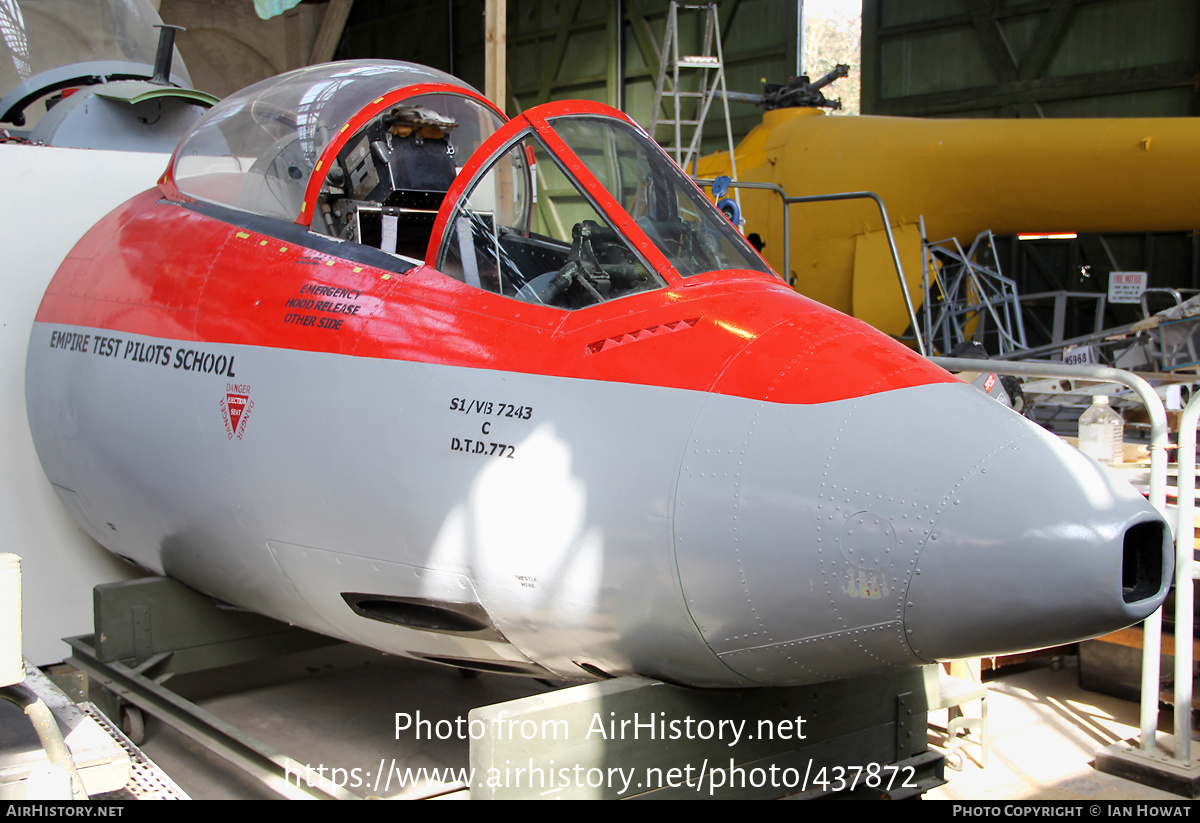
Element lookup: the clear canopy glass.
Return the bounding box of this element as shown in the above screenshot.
[436,111,772,310]
[169,70,769,312]
[549,115,771,278]
[171,60,502,223]
[439,133,664,308]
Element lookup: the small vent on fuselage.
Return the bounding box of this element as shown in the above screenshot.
[341,593,507,641]
[412,654,551,677]
[575,662,616,679]
[585,317,700,355]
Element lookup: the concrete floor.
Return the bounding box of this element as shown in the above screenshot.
[123,645,1187,800]
[925,659,1181,801]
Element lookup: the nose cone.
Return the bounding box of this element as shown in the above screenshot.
[673,380,1172,687]
[902,430,1170,661]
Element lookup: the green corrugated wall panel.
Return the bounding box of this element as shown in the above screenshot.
[1042,87,1193,117]
[878,0,963,27]
[997,11,1041,63]
[879,24,997,98]
[338,0,453,71]
[1045,0,1197,78]
[864,0,1200,118]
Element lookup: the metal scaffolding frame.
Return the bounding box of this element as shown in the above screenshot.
[922,227,1028,356]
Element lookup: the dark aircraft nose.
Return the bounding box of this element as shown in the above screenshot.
[673,378,1172,687]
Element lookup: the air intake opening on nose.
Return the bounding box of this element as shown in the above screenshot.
[1122,521,1166,604]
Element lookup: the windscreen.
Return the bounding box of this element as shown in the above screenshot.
[549,115,772,278]
[439,132,665,309]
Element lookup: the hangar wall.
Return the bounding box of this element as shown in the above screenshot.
[148,0,837,150]
[862,0,1200,118]
[335,0,802,140]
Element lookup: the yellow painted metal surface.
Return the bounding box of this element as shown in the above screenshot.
[851,222,924,341]
[698,108,1200,336]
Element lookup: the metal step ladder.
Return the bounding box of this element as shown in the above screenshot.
[648,1,739,185]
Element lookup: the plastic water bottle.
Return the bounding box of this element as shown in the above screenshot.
[1078,395,1124,465]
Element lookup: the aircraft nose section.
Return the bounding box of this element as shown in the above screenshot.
[673,380,1172,687]
[901,430,1171,662]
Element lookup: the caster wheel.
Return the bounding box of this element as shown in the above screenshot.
[120,705,145,745]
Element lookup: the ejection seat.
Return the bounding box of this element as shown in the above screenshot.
[318,105,460,260]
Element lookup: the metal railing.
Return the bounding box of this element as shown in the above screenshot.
[1172,392,1200,761]
[693,178,925,355]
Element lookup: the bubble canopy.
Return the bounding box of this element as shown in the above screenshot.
[162,65,772,309]
[167,60,505,224]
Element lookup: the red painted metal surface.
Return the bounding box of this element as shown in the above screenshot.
[36,100,955,405]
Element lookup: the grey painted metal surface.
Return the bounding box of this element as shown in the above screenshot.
[27,81,214,153]
[0,61,193,127]
[26,332,733,686]
[679,380,1165,682]
[25,326,1172,689]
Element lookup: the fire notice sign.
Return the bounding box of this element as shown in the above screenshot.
[1108,271,1148,304]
